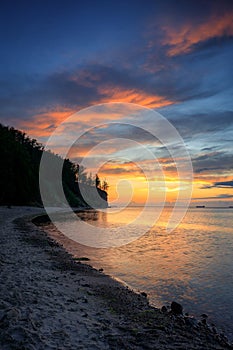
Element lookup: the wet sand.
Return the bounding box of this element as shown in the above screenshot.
[0,206,232,349]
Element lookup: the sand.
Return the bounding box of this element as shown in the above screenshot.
[0,206,232,349]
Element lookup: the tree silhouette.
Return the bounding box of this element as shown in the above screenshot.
[95,174,101,188]
[102,179,109,191]
[0,123,109,207]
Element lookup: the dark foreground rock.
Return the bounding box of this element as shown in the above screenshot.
[171,301,183,315]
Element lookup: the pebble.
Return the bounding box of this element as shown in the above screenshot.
[140,292,147,298]
[171,301,183,315]
[185,317,199,328]
[161,305,168,313]
[212,326,218,334]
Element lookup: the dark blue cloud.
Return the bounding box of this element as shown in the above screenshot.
[194,194,233,199]
[169,111,233,137]
[214,180,233,188]
[194,152,233,174]
[202,180,233,189]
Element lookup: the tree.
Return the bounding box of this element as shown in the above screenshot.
[77,165,88,184]
[87,172,95,186]
[95,174,101,188]
[102,179,109,191]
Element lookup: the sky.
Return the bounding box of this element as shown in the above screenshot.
[1,0,233,206]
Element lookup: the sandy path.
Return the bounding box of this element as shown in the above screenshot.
[0,206,232,349]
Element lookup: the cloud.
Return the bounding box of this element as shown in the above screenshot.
[100,166,136,175]
[159,12,233,57]
[164,110,233,140]
[214,180,233,188]
[201,147,217,152]
[193,152,233,174]
[202,180,233,189]
[0,64,175,126]
[193,194,233,200]
[97,160,145,177]
[2,55,225,130]
[97,87,172,108]
[18,109,76,138]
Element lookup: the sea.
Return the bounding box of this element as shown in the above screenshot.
[46,206,233,340]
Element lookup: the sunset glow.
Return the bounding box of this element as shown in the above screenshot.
[1,1,233,207]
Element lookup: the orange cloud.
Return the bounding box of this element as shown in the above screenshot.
[98,87,173,108]
[19,108,76,138]
[99,161,143,177]
[19,88,173,141]
[161,12,233,56]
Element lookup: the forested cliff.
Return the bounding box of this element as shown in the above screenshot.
[0,123,108,208]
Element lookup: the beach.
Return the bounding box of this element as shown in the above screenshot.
[0,206,232,350]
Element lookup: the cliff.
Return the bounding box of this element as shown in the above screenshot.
[73,183,108,208]
[0,124,108,208]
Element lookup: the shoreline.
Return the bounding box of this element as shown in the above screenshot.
[0,206,233,349]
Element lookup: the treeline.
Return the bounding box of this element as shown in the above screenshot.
[0,123,108,207]
[78,166,109,191]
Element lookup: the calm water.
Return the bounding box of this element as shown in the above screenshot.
[47,207,233,339]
